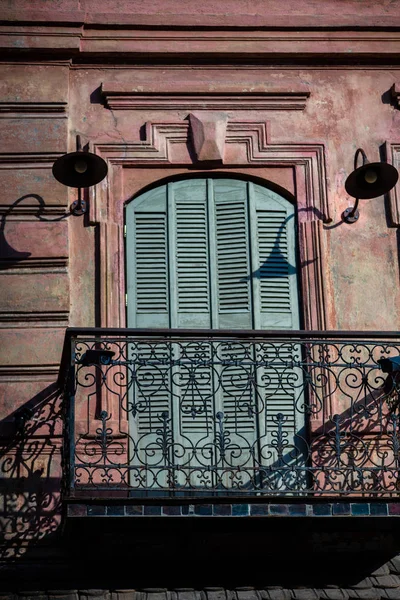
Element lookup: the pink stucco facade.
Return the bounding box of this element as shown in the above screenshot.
[2,0,400,590]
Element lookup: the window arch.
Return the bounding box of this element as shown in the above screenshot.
[126,177,300,331]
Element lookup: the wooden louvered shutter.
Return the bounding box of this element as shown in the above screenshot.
[247,183,301,439]
[249,182,300,330]
[126,189,171,484]
[127,178,299,331]
[213,179,253,329]
[126,178,302,488]
[126,185,169,328]
[168,179,211,328]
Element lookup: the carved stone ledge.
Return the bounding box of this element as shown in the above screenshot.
[0,102,67,118]
[0,152,65,167]
[101,82,310,112]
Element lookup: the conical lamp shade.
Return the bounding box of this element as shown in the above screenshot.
[52,150,108,188]
[345,161,398,200]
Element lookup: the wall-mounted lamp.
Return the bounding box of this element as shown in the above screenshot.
[52,135,108,216]
[79,349,115,366]
[378,356,400,373]
[343,148,398,224]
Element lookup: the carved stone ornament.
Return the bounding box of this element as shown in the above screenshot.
[189,112,228,162]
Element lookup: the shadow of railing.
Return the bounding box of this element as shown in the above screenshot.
[0,382,63,559]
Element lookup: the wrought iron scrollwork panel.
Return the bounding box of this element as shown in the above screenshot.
[64,333,400,496]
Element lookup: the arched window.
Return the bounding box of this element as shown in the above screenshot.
[125,177,304,491]
[126,177,300,330]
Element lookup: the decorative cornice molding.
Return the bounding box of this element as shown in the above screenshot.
[2,8,400,28]
[95,118,330,223]
[102,93,310,111]
[0,205,68,219]
[3,24,400,58]
[95,122,190,164]
[0,311,69,327]
[0,153,64,168]
[101,83,310,112]
[0,365,60,378]
[0,102,67,118]
[0,258,68,270]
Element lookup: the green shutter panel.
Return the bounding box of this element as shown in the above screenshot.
[247,184,302,445]
[168,179,211,329]
[213,179,252,329]
[126,185,169,328]
[249,182,300,330]
[126,188,171,484]
[212,180,256,454]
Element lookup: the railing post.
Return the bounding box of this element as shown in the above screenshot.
[67,335,76,494]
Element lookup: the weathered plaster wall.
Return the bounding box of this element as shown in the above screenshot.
[1,0,400,582]
[67,65,400,330]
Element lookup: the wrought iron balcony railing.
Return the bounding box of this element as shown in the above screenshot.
[59,328,400,498]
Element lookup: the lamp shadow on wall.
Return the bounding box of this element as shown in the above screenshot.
[0,382,63,562]
[242,211,318,283]
[0,194,69,270]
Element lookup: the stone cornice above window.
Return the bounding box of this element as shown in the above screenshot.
[100,82,310,112]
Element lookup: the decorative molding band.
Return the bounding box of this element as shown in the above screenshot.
[13,26,398,56]
[92,117,331,331]
[0,442,63,455]
[95,119,330,223]
[0,153,64,167]
[95,122,190,164]
[0,102,67,118]
[102,92,310,112]
[0,258,68,269]
[0,205,68,219]
[101,82,310,111]
[0,311,69,327]
[2,9,400,28]
[386,142,400,226]
[298,220,333,336]
[0,365,60,378]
